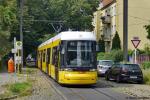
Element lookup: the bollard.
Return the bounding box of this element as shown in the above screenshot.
[8,58,15,73]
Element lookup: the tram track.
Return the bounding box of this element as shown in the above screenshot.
[41,71,67,100]
[41,70,128,100]
[92,88,117,100]
[68,87,118,100]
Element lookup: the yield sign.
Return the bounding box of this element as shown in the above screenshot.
[131,40,141,48]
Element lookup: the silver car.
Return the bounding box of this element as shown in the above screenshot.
[97,60,113,76]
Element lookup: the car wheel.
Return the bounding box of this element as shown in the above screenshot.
[116,75,121,83]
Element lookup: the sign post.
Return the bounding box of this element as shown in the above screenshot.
[16,41,22,73]
[131,37,141,64]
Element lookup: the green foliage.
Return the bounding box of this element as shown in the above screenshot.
[142,61,150,69]
[97,50,123,62]
[128,49,133,56]
[8,0,99,60]
[0,0,17,59]
[98,39,105,52]
[144,43,150,55]
[144,24,150,40]
[9,82,32,96]
[111,50,123,62]
[0,0,99,61]
[112,31,121,50]
[143,69,150,85]
[97,52,112,60]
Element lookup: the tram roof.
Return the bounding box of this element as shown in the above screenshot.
[38,31,96,48]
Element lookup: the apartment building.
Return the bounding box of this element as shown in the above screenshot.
[93,0,150,51]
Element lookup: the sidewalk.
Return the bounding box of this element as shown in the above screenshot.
[0,68,63,100]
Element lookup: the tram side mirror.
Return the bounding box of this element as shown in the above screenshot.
[96,44,100,52]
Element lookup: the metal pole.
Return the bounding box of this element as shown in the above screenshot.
[123,0,128,62]
[20,0,24,69]
[14,37,16,72]
[134,49,137,64]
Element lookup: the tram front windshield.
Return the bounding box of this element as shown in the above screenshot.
[66,41,96,67]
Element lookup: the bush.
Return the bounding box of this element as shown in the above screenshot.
[97,50,123,62]
[143,69,150,85]
[142,61,150,69]
[111,50,123,62]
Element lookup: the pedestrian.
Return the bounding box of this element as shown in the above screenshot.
[8,57,15,73]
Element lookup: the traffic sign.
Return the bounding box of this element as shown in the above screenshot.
[131,37,141,48]
[11,48,17,53]
[16,41,22,49]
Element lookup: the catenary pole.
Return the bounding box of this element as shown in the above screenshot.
[123,0,128,62]
[20,0,24,69]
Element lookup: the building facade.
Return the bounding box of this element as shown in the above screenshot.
[93,0,150,51]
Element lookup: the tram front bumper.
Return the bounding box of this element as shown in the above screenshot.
[59,71,97,85]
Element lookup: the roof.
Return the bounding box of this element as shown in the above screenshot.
[100,0,115,9]
[38,31,96,48]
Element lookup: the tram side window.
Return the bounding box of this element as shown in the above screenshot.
[43,50,46,62]
[47,48,51,64]
[52,47,58,66]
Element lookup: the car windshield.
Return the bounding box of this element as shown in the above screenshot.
[123,64,140,70]
[99,61,113,66]
[66,41,96,67]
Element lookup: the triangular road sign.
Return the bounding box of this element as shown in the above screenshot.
[131,40,141,48]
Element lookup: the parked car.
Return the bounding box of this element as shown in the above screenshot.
[97,60,114,76]
[105,64,143,83]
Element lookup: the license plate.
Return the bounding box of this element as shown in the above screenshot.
[130,76,137,78]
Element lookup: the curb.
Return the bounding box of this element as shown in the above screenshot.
[0,95,17,100]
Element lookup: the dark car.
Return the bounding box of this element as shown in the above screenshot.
[105,64,143,83]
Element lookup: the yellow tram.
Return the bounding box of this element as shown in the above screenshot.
[37,31,97,85]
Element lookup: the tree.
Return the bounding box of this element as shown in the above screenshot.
[98,39,105,52]
[112,31,121,50]
[0,0,17,59]
[10,0,100,59]
[144,25,150,40]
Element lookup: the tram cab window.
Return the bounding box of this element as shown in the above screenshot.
[66,41,96,67]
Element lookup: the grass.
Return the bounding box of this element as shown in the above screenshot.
[9,82,32,96]
[0,81,33,99]
[143,69,150,85]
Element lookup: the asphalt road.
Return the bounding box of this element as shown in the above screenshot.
[47,76,132,100]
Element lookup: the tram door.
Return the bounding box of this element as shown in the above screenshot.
[53,47,59,81]
[40,51,43,69]
[46,48,50,74]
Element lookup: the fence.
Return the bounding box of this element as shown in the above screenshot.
[129,54,150,64]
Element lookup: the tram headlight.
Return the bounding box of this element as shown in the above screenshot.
[89,69,97,72]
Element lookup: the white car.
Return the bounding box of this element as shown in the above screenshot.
[97,60,113,76]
